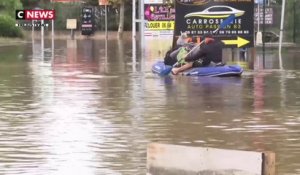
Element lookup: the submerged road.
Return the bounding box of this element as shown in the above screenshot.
[0,37,299,175]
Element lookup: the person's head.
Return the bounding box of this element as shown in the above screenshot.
[176,31,188,46]
[201,33,214,44]
[180,31,188,39]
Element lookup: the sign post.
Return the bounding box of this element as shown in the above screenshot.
[99,0,109,39]
[256,2,262,45]
[66,19,77,39]
[132,0,136,72]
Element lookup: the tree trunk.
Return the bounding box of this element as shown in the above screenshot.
[118,0,125,38]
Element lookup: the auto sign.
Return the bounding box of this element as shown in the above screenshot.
[175,0,254,48]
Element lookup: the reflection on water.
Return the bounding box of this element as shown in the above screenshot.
[0,36,299,175]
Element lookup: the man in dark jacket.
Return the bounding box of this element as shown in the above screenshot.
[171,34,224,75]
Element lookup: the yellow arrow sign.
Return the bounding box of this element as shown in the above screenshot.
[222,37,250,48]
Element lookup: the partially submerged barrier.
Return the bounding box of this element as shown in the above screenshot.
[147,143,275,175]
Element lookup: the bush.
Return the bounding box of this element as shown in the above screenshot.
[0,0,23,18]
[0,15,23,38]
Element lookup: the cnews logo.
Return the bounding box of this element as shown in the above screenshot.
[16,10,55,20]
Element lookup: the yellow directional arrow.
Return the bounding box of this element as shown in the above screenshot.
[222,37,250,48]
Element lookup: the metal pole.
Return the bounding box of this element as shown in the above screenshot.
[257,3,260,33]
[105,4,108,39]
[52,19,54,38]
[262,0,265,68]
[32,20,35,59]
[32,20,34,38]
[132,0,136,72]
[140,0,145,71]
[256,2,262,45]
[279,0,286,54]
[71,29,75,39]
[293,0,296,43]
[41,19,44,61]
[140,0,144,51]
[51,1,54,64]
[279,46,283,69]
[51,20,54,65]
[132,0,136,40]
[105,35,108,64]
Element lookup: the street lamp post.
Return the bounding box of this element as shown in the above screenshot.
[279,0,286,53]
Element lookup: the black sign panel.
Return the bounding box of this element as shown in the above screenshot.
[81,7,94,36]
[175,0,254,48]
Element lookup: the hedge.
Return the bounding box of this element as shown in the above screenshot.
[0,15,23,38]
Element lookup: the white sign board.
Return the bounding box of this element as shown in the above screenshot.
[147,143,265,175]
[66,19,77,29]
[254,7,273,24]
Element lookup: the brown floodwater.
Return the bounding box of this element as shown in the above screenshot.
[0,34,299,175]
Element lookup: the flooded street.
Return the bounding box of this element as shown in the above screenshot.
[0,35,299,175]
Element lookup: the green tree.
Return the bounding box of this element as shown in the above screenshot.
[0,15,23,38]
[0,0,23,17]
[285,0,300,42]
[20,0,40,8]
[0,0,23,38]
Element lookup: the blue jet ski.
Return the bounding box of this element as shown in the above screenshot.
[152,61,243,77]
